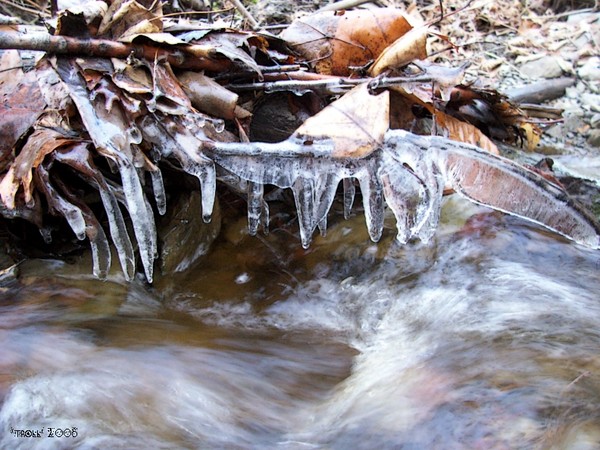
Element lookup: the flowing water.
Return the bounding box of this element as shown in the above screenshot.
[1,195,600,449]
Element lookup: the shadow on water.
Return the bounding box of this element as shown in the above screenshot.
[1,196,600,449]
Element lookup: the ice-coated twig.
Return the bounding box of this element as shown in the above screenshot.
[204,129,600,250]
[227,74,440,96]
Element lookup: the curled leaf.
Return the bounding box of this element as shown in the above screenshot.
[281,8,415,76]
[369,26,428,76]
[178,71,241,120]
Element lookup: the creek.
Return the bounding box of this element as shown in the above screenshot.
[1,195,599,449]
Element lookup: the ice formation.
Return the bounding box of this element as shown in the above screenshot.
[7,60,598,283]
[206,130,600,252]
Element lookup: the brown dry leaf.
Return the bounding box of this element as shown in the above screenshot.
[177,71,242,120]
[184,31,267,76]
[388,87,499,154]
[369,26,428,76]
[111,58,153,95]
[444,85,541,150]
[98,0,162,39]
[433,108,499,155]
[440,145,600,248]
[293,83,389,158]
[144,60,191,115]
[280,8,414,76]
[0,128,81,209]
[0,51,46,169]
[35,58,72,112]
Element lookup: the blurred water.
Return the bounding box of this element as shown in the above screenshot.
[1,196,600,449]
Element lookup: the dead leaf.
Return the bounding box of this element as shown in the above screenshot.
[184,31,267,76]
[433,108,499,155]
[0,51,46,169]
[387,87,499,154]
[98,0,162,39]
[281,8,414,76]
[437,141,600,248]
[177,71,241,120]
[369,26,428,76]
[293,83,389,158]
[445,85,541,150]
[0,128,81,209]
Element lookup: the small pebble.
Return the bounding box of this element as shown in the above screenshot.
[578,57,600,82]
[587,130,600,148]
[520,56,564,79]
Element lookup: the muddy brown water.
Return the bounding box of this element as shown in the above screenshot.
[1,196,600,449]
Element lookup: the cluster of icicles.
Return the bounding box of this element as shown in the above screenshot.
[7,60,599,284]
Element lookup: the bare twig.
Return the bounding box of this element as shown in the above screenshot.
[226,73,439,95]
[0,0,50,18]
[0,31,230,72]
[228,0,259,29]
[317,0,377,12]
[506,78,575,104]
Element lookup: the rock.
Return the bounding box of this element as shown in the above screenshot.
[578,57,600,82]
[519,56,564,79]
[581,93,600,113]
[157,190,221,275]
[587,129,600,148]
[591,113,600,129]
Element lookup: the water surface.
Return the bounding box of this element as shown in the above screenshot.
[1,196,600,449]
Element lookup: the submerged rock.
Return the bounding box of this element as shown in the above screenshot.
[157,190,221,276]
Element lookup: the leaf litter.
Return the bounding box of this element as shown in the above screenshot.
[0,0,598,281]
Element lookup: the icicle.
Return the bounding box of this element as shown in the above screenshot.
[314,173,342,238]
[413,157,444,243]
[139,114,216,222]
[177,155,216,223]
[356,159,385,242]
[34,164,86,240]
[53,145,137,281]
[292,177,317,249]
[118,162,157,283]
[149,169,167,215]
[247,181,263,236]
[54,59,157,281]
[382,131,444,244]
[343,178,356,219]
[88,225,111,279]
[379,151,427,243]
[259,200,270,235]
[38,162,113,278]
[97,187,136,280]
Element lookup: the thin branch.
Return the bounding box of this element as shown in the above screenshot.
[317,0,378,12]
[0,0,50,17]
[0,31,230,72]
[228,0,259,29]
[226,73,438,95]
